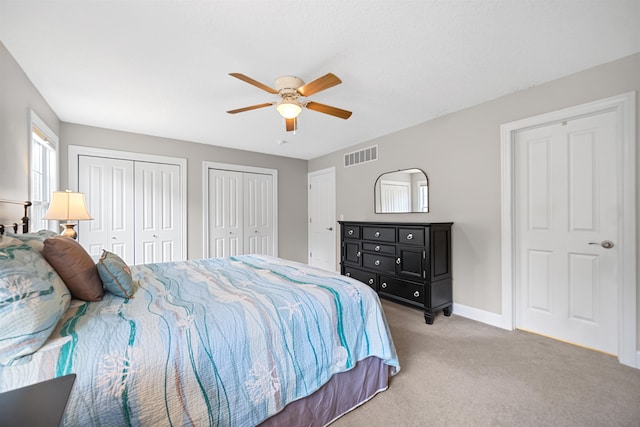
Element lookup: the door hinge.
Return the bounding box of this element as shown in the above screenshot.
[309,252,312,258]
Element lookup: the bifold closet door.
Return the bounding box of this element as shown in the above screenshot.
[78,156,135,264]
[207,169,243,257]
[134,162,183,264]
[207,168,275,258]
[243,173,274,256]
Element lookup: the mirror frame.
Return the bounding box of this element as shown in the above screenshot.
[374,168,429,214]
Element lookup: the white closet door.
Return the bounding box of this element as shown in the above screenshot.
[135,162,183,264]
[207,169,243,257]
[78,156,135,264]
[243,173,274,256]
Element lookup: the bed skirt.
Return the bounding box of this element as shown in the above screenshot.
[259,356,390,427]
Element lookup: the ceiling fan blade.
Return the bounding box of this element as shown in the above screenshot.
[297,73,342,97]
[306,101,352,119]
[226,103,273,114]
[285,117,297,132]
[229,73,278,94]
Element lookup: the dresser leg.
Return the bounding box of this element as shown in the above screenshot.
[443,306,452,317]
[424,313,434,324]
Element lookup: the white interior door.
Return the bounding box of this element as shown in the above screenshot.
[308,168,336,271]
[514,110,619,354]
[135,162,183,264]
[78,156,135,264]
[244,173,274,255]
[207,169,243,257]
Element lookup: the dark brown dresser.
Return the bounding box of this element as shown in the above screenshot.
[339,221,453,324]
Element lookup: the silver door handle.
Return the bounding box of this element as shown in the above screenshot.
[589,240,614,249]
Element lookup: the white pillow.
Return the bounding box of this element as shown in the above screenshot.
[0,236,71,365]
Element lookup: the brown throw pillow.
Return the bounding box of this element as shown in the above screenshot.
[42,237,104,301]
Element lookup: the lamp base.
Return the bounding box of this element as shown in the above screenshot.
[60,223,78,239]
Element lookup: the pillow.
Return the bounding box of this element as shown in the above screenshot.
[97,250,134,298]
[0,238,71,365]
[42,237,104,301]
[6,230,59,249]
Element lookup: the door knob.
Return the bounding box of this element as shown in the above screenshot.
[326,227,333,231]
[589,240,614,249]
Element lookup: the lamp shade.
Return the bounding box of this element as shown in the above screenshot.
[43,191,93,221]
[276,99,302,119]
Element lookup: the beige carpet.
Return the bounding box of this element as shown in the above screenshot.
[333,299,640,427]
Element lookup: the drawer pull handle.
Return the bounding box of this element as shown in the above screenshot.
[356,251,361,257]
[396,258,401,265]
[414,291,420,298]
[375,245,380,251]
[374,260,380,266]
[407,233,413,240]
[368,278,374,285]
[374,231,380,237]
[346,272,351,277]
[348,229,354,235]
[381,282,387,289]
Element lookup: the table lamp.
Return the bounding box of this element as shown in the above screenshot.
[43,190,93,239]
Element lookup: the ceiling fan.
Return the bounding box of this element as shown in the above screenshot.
[226,73,352,132]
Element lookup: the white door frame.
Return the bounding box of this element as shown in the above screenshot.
[68,145,188,260]
[500,92,637,367]
[202,161,278,258]
[308,167,336,270]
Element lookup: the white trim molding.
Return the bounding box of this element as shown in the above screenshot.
[453,303,505,330]
[500,92,637,368]
[202,161,278,258]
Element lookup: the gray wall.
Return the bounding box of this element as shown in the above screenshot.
[310,53,640,339]
[59,123,308,263]
[0,41,60,217]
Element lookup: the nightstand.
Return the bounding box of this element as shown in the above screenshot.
[0,374,76,427]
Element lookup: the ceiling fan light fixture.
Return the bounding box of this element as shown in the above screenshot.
[276,99,302,119]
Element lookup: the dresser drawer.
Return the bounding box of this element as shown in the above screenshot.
[362,242,395,254]
[379,276,424,305]
[343,266,376,289]
[362,253,396,274]
[398,227,425,246]
[362,226,395,242]
[343,225,361,239]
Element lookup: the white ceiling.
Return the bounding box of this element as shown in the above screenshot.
[1,1,639,160]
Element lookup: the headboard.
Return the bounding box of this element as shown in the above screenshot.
[0,199,32,235]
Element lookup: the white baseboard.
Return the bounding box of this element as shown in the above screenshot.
[452,303,509,330]
[453,303,640,370]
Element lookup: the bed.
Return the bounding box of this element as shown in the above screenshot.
[0,200,400,426]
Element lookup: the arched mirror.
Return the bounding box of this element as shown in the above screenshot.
[374,168,429,213]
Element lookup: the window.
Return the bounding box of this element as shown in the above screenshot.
[30,111,58,232]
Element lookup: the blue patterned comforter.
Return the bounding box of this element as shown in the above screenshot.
[0,255,399,426]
